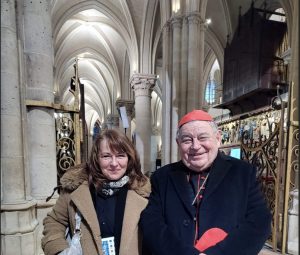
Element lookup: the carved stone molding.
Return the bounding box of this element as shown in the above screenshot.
[1,200,38,234]
[130,73,157,97]
[171,16,182,29]
[106,114,119,127]
[162,21,171,33]
[187,12,204,25]
[182,16,188,25]
[152,126,161,135]
[116,99,135,117]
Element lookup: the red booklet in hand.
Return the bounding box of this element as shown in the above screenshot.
[195,227,228,252]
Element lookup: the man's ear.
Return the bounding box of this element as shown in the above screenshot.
[216,130,222,146]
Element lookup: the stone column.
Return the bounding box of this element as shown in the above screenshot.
[180,17,188,117]
[1,0,26,206]
[171,16,182,162]
[130,73,156,174]
[198,21,206,108]
[24,0,56,198]
[187,13,203,111]
[24,1,57,254]
[1,1,38,254]
[161,23,172,165]
[116,99,135,139]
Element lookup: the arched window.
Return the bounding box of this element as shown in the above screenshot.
[205,59,221,105]
[205,77,216,104]
[93,120,101,141]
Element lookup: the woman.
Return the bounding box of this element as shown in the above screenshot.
[42,129,151,255]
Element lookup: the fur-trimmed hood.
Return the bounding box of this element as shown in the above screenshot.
[60,166,151,198]
[60,166,88,191]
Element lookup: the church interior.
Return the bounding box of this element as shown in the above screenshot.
[1,0,299,254]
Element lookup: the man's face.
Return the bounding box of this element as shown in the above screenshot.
[176,121,221,172]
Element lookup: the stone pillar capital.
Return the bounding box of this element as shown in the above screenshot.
[130,73,157,97]
[116,99,135,117]
[106,114,119,128]
[187,12,205,25]
[182,16,189,24]
[162,21,171,33]
[171,16,182,29]
[107,114,119,123]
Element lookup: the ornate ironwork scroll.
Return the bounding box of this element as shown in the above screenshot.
[240,111,282,250]
[288,127,299,191]
[55,113,76,179]
[55,58,82,181]
[218,108,284,251]
[281,81,299,254]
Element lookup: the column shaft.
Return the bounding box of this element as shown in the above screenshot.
[130,74,156,174]
[180,17,188,117]
[1,0,25,203]
[161,24,172,165]
[187,13,202,111]
[24,0,57,199]
[198,22,206,107]
[171,17,182,162]
[1,2,40,255]
[23,2,57,254]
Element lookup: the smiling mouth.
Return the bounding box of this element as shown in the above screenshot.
[190,152,205,156]
[109,169,120,172]
[188,153,206,159]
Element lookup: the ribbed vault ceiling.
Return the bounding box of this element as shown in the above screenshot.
[50,0,285,134]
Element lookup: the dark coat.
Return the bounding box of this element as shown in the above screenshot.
[140,152,271,255]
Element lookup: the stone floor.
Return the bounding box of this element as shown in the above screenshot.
[259,249,282,255]
[259,246,294,255]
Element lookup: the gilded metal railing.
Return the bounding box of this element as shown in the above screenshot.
[240,110,283,251]
[218,107,286,251]
[281,81,299,254]
[55,58,81,180]
[55,113,77,178]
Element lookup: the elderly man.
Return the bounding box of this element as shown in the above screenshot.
[140,110,271,255]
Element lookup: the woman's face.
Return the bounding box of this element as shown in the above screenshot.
[98,139,128,181]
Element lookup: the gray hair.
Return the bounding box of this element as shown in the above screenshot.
[176,120,219,140]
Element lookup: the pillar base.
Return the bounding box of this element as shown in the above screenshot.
[1,198,57,255]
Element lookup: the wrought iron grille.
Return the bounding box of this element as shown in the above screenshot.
[55,113,76,179]
[218,108,285,250]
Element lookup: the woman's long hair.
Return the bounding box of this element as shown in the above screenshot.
[87,129,147,191]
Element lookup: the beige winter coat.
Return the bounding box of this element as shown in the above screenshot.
[41,167,151,255]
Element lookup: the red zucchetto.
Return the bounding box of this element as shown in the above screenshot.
[178,110,213,128]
